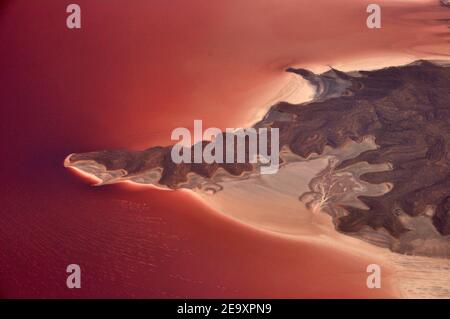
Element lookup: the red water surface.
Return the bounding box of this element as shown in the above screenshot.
[0,0,448,298]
